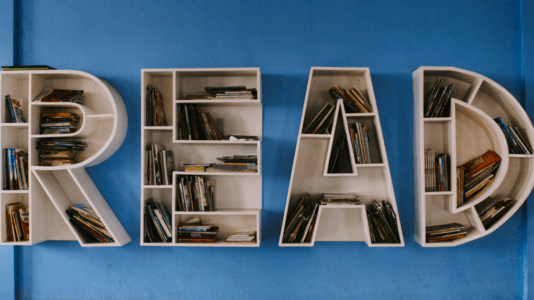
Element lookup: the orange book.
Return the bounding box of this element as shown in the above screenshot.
[461,150,501,179]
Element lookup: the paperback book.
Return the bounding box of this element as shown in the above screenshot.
[5,202,29,242]
[67,204,114,243]
[144,198,172,243]
[3,148,28,190]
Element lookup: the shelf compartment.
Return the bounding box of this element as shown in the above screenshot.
[143,71,173,127]
[346,115,384,164]
[175,69,260,102]
[31,73,114,114]
[173,102,262,140]
[422,69,482,103]
[1,126,29,191]
[141,187,174,245]
[326,105,353,174]
[174,173,261,211]
[174,210,259,247]
[314,205,367,243]
[0,192,30,243]
[1,73,30,124]
[30,103,93,137]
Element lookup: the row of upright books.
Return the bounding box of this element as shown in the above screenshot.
[424,149,450,192]
[424,78,454,118]
[3,148,28,190]
[183,155,258,173]
[176,105,222,140]
[457,150,501,206]
[145,86,168,126]
[177,176,215,211]
[145,144,174,185]
[144,198,172,243]
[5,202,29,242]
[494,117,532,154]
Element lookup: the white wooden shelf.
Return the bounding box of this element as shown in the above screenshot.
[279,67,405,247]
[413,66,534,247]
[141,68,262,247]
[0,70,131,247]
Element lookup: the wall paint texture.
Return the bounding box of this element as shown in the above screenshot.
[1,0,531,298]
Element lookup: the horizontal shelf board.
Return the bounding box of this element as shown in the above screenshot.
[1,190,29,194]
[0,241,31,245]
[300,134,332,139]
[174,100,261,106]
[355,163,385,168]
[31,132,80,138]
[367,243,405,247]
[319,204,365,209]
[323,173,357,177]
[142,185,173,189]
[80,243,123,248]
[143,126,173,131]
[345,113,376,117]
[172,242,259,247]
[173,171,260,176]
[423,117,453,122]
[140,242,173,247]
[509,154,534,158]
[1,123,29,127]
[87,114,114,120]
[424,191,454,195]
[174,209,260,215]
[172,140,260,145]
[278,243,314,247]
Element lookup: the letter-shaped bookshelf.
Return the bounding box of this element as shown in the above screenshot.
[279,67,405,247]
[0,70,131,246]
[414,67,534,247]
[141,68,262,247]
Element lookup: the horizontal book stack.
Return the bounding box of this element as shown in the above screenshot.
[424,78,455,118]
[33,89,84,104]
[426,223,468,243]
[145,144,174,185]
[366,200,400,244]
[176,176,215,211]
[176,218,218,243]
[176,105,222,140]
[319,193,360,205]
[144,199,172,243]
[494,117,532,154]
[5,95,26,123]
[457,150,501,205]
[475,195,515,230]
[207,155,257,173]
[302,103,335,134]
[3,148,28,190]
[37,140,87,166]
[40,110,80,134]
[145,86,167,126]
[349,122,372,164]
[67,204,114,243]
[329,85,372,113]
[282,193,319,244]
[225,231,256,243]
[185,86,257,100]
[424,149,450,192]
[5,202,29,242]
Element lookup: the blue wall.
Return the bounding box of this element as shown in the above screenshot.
[2,0,532,298]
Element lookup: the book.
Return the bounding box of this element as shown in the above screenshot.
[36,140,87,166]
[5,95,26,123]
[144,199,172,243]
[475,195,515,229]
[6,202,29,242]
[426,223,468,243]
[330,86,372,113]
[350,122,372,164]
[176,176,215,211]
[67,204,113,243]
[183,86,258,100]
[145,86,168,126]
[367,200,400,243]
[2,65,55,71]
[33,89,84,104]
[283,194,319,243]
[303,103,335,134]
[424,78,455,118]
[3,148,28,190]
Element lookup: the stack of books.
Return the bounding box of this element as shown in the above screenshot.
[67,204,114,243]
[145,86,167,126]
[282,193,319,243]
[207,155,257,173]
[328,135,347,173]
[349,122,372,164]
[183,164,211,172]
[329,85,372,113]
[457,150,501,205]
[176,105,222,140]
[476,195,514,229]
[33,89,84,104]
[5,95,26,123]
[424,78,455,118]
[366,200,400,244]
[494,117,532,154]
[225,231,256,243]
[424,149,450,192]
[184,86,257,100]
[177,176,215,211]
[426,223,468,243]
[40,109,80,134]
[3,148,28,190]
[5,202,29,242]
[2,65,55,71]
[319,193,360,205]
[176,218,218,243]
[145,144,174,185]
[144,198,172,243]
[37,139,87,166]
[302,103,335,134]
